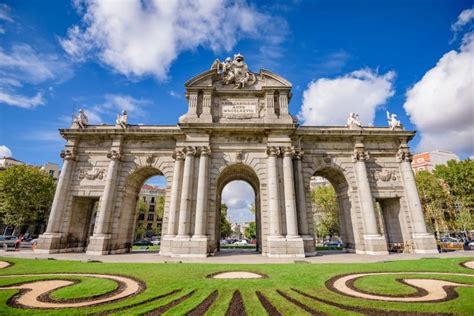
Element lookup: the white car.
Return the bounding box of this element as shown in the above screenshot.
[233,240,248,246]
[467,240,474,250]
[151,240,160,245]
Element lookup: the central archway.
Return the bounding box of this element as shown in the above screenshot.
[215,164,261,253]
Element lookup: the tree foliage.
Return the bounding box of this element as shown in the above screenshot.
[416,159,474,236]
[220,203,232,239]
[311,185,339,238]
[0,165,56,229]
[415,171,455,236]
[244,221,256,240]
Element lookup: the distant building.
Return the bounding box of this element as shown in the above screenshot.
[0,157,25,170]
[412,150,460,173]
[310,176,330,189]
[134,184,166,240]
[40,162,60,180]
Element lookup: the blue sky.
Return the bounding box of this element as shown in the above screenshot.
[1,0,473,166]
[2,1,472,225]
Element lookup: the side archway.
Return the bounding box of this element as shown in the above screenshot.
[111,166,167,253]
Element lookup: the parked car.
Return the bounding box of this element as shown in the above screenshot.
[150,240,160,245]
[220,239,229,246]
[438,237,464,252]
[233,240,248,246]
[133,240,153,246]
[0,236,17,247]
[466,240,474,250]
[323,241,343,248]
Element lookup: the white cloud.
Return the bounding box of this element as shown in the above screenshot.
[0,44,72,108]
[0,4,13,23]
[0,145,12,158]
[298,69,395,126]
[0,91,44,108]
[222,180,255,224]
[404,32,474,156]
[60,0,283,80]
[451,7,474,32]
[82,94,151,124]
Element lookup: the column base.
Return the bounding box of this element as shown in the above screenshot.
[267,236,305,258]
[412,233,439,254]
[159,236,209,257]
[35,233,63,254]
[301,235,316,256]
[363,234,389,255]
[86,234,111,255]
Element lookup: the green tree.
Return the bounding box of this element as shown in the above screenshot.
[311,185,339,238]
[415,171,455,236]
[156,195,165,219]
[220,203,232,239]
[433,159,474,234]
[0,165,56,233]
[244,221,256,240]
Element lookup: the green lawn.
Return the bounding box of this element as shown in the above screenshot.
[0,256,473,315]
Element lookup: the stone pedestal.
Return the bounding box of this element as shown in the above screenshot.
[412,233,439,254]
[362,235,390,255]
[35,233,63,254]
[86,234,111,255]
[161,236,208,258]
[267,236,305,258]
[302,235,316,256]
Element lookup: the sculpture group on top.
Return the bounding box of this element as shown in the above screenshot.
[345,111,404,130]
[211,53,256,89]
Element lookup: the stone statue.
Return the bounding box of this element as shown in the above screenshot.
[386,111,403,130]
[346,112,362,129]
[73,109,88,129]
[211,53,256,88]
[116,110,128,128]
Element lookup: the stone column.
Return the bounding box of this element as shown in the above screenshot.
[294,150,309,235]
[86,148,121,255]
[283,147,299,238]
[352,143,379,236]
[177,146,196,238]
[193,146,211,238]
[265,91,277,120]
[397,143,438,254]
[36,148,76,253]
[93,149,121,236]
[267,146,282,237]
[188,92,198,117]
[352,140,388,254]
[165,150,184,237]
[44,149,75,235]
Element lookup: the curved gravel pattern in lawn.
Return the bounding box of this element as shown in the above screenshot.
[0,261,10,269]
[462,261,474,270]
[330,272,474,302]
[0,273,142,308]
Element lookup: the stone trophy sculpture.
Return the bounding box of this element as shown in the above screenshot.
[116,110,128,128]
[386,111,403,130]
[211,53,256,88]
[73,109,88,129]
[346,112,363,129]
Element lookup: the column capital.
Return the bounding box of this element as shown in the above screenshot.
[294,149,304,160]
[183,146,196,157]
[266,146,280,157]
[60,149,76,161]
[107,149,122,161]
[199,146,211,156]
[283,146,296,158]
[396,147,413,162]
[352,148,369,162]
[172,149,185,161]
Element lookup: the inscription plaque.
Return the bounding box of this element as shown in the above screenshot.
[221,98,258,119]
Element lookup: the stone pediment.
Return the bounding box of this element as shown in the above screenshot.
[185,69,291,91]
[180,53,295,125]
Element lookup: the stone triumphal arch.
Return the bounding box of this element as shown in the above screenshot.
[37,54,438,257]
